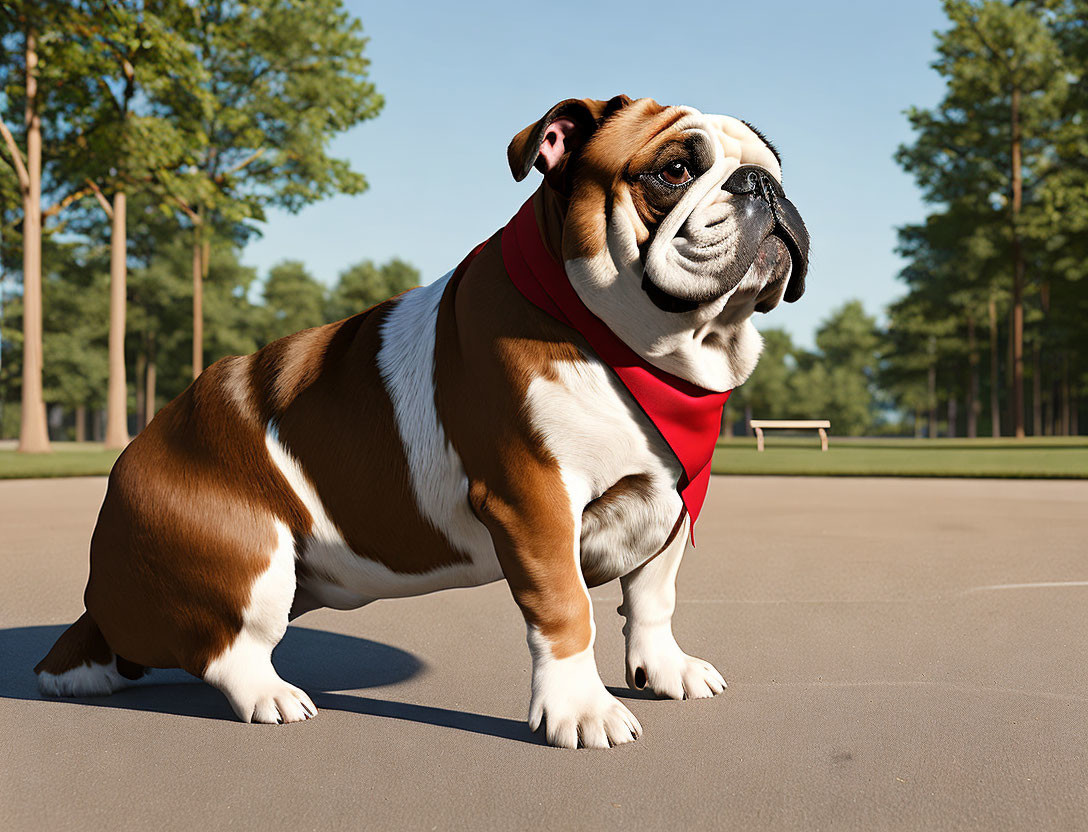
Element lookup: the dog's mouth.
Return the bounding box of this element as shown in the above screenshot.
[641,272,704,313]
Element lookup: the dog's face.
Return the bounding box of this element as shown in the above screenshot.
[509,96,809,391]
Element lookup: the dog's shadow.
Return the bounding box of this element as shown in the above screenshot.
[0,624,541,745]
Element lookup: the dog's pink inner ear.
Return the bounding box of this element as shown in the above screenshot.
[537,118,578,172]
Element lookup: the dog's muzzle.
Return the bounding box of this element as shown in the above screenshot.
[722,165,809,303]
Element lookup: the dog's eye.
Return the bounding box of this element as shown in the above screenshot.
[657,161,693,186]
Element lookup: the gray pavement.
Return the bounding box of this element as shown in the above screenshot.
[2,475,1087,831]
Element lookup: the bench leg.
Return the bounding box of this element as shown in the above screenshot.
[755,427,764,452]
[818,427,828,452]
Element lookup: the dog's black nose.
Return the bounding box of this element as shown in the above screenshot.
[722,164,784,201]
[723,164,809,304]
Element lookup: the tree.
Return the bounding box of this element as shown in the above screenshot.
[1,2,197,450]
[261,260,326,343]
[126,230,262,408]
[800,302,881,436]
[57,2,202,448]
[897,0,1066,438]
[150,0,384,378]
[0,3,57,451]
[0,239,109,441]
[326,258,420,321]
[728,328,794,433]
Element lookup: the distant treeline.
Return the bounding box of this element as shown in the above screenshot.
[2,0,1085,445]
[0,242,418,440]
[881,0,1087,438]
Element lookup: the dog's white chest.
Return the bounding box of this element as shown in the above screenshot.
[524,354,686,583]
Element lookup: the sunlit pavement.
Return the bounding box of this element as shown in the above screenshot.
[3,475,1086,831]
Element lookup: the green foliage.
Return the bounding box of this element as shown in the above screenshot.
[326,258,420,321]
[732,302,881,436]
[732,329,795,420]
[812,301,881,435]
[150,0,384,237]
[262,260,326,342]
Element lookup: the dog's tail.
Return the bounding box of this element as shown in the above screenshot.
[35,611,147,697]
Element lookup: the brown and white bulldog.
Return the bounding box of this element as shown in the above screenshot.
[36,95,808,749]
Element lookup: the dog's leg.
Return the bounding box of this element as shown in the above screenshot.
[475,480,641,749]
[202,521,316,724]
[619,515,727,700]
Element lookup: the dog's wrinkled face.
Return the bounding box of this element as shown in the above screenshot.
[509,96,809,391]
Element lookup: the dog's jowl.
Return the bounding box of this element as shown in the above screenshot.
[36,96,808,749]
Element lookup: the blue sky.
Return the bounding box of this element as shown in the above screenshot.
[242,0,950,349]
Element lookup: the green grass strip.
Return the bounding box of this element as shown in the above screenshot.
[0,437,1085,480]
[713,436,1088,478]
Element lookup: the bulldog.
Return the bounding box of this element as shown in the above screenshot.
[36,95,808,749]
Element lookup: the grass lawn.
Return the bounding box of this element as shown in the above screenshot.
[0,443,122,479]
[0,437,1085,480]
[713,435,1088,478]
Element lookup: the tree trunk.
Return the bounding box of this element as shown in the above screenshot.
[105,190,129,449]
[989,296,1001,437]
[74,404,86,443]
[947,395,958,439]
[17,28,49,453]
[743,403,752,437]
[927,361,938,439]
[1061,354,1071,436]
[967,314,979,439]
[144,334,157,426]
[914,408,922,439]
[134,350,146,433]
[1032,340,1042,437]
[1044,376,1053,436]
[192,227,203,379]
[1010,85,1025,439]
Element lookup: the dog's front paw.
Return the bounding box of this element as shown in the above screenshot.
[626,630,727,700]
[529,686,642,749]
[529,651,642,749]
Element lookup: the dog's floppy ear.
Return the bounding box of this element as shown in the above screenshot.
[508,97,629,183]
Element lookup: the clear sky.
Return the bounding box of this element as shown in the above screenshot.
[241,0,950,349]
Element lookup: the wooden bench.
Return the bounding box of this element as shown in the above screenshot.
[750,420,831,452]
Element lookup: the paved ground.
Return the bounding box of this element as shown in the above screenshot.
[2,475,1087,831]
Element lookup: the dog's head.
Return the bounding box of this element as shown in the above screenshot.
[509,96,809,391]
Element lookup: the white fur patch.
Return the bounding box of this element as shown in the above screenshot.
[38,656,127,698]
[620,516,726,700]
[203,521,316,723]
[527,628,642,749]
[375,277,501,576]
[524,353,683,582]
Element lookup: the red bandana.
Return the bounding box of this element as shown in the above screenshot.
[497,198,731,538]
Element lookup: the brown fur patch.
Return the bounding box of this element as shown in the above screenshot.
[83,355,313,676]
[562,100,687,262]
[433,224,596,660]
[270,302,473,575]
[34,612,113,675]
